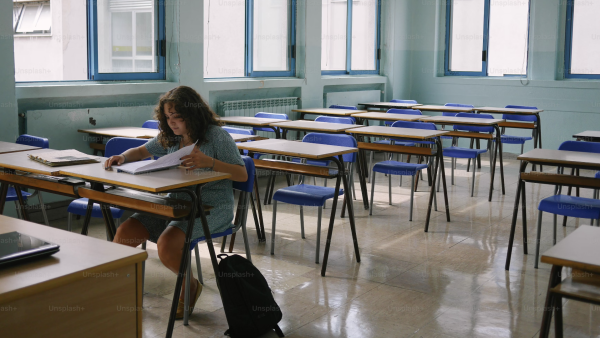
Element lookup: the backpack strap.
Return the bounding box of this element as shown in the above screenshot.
[274,324,285,337]
[217,254,229,260]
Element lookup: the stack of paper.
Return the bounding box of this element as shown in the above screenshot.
[28,150,100,167]
[116,142,197,175]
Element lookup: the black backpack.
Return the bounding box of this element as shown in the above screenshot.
[217,254,284,338]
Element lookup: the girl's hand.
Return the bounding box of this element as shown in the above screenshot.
[180,147,212,168]
[104,155,125,169]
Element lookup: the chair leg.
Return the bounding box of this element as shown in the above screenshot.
[323,179,327,209]
[554,294,564,338]
[521,143,524,155]
[37,192,49,226]
[436,163,442,192]
[14,201,22,219]
[368,151,374,183]
[271,200,277,255]
[141,241,146,296]
[220,235,227,252]
[471,159,476,197]
[315,206,322,264]
[67,212,72,232]
[350,163,357,200]
[369,171,376,215]
[388,173,392,205]
[194,245,203,285]
[241,202,252,263]
[183,249,192,325]
[300,206,305,239]
[535,211,543,269]
[451,158,455,185]
[553,214,557,245]
[409,175,415,221]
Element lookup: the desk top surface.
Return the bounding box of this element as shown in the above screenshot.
[0,149,104,176]
[59,161,231,193]
[415,105,475,112]
[236,139,356,159]
[419,116,505,125]
[229,133,261,142]
[351,112,424,121]
[218,116,289,126]
[541,226,600,273]
[359,102,423,108]
[292,108,367,115]
[0,215,147,303]
[476,106,543,114]
[78,127,158,139]
[573,131,600,140]
[0,142,41,154]
[270,120,363,132]
[518,149,600,168]
[348,126,449,140]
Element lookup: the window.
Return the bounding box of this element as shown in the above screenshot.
[89,0,166,80]
[204,0,296,78]
[445,0,531,77]
[13,1,52,35]
[321,0,381,75]
[565,0,600,78]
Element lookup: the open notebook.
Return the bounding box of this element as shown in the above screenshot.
[115,142,197,175]
[28,150,100,167]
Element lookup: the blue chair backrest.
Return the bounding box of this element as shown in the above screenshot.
[391,121,437,131]
[142,120,159,129]
[454,113,495,133]
[314,116,355,125]
[254,112,288,133]
[558,141,600,154]
[387,109,422,115]
[390,99,418,104]
[302,132,357,163]
[105,137,149,158]
[223,126,255,135]
[16,134,49,149]
[443,103,474,117]
[232,156,255,193]
[503,105,538,123]
[329,105,358,110]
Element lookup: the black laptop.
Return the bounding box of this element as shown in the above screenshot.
[0,231,60,266]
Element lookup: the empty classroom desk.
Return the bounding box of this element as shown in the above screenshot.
[0,141,41,154]
[78,127,159,155]
[269,120,363,135]
[573,130,600,142]
[475,106,544,152]
[229,133,262,142]
[350,112,425,125]
[292,108,367,121]
[218,116,290,138]
[0,215,147,338]
[359,102,423,111]
[413,105,474,114]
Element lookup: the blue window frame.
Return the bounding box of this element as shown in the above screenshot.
[564,0,600,79]
[445,0,531,77]
[87,0,166,81]
[246,0,296,77]
[321,0,381,76]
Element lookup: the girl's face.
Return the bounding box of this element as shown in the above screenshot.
[164,102,188,137]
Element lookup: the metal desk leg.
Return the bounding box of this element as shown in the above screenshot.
[0,182,8,214]
[505,160,528,270]
[14,187,29,221]
[539,265,562,338]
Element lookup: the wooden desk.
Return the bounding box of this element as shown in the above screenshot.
[269,120,363,134]
[419,116,506,201]
[0,141,41,154]
[292,108,367,120]
[538,226,600,337]
[475,106,544,153]
[0,215,147,338]
[351,112,424,123]
[414,105,474,113]
[358,102,423,110]
[78,127,157,156]
[505,149,600,271]
[0,149,103,176]
[229,133,262,142]
[238,139,359,277]
[573,130,600,142]
[218,116,288,138]
[347,126,450,231]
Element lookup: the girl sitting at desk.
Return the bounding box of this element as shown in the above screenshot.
[104,86,247,319]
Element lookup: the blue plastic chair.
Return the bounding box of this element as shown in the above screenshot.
[440,113,493,197]
[314,116,356,125]
[369,121,438,221]
[270,133,356,264]
[222,126,257,157]
[329,105,358,110]
[67,137,149,234]
[391,99,418,104]
[383,109,423,126]
[5,135,51,225]
[534,141,600,268]
[253,112,288,135]
[178,156,256,324]
[500,105,538,154]
[443,103,474,117]
[142,120,159,129]
[596,172,600,199]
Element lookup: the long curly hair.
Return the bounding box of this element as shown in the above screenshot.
[153,86,221,148]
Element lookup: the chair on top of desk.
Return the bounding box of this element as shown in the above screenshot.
[534,141,600,268]
[142,120,159,129]
[66,137,149,236]
[3,135,51,225]
[270,133,356,264]
[498,105,538,154]
[369,121,437,221]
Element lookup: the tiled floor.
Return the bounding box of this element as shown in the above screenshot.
[57,153,600,338]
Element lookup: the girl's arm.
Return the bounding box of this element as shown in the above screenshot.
[180,147,248,182]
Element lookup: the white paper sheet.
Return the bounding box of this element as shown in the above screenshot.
[116,142,197,175]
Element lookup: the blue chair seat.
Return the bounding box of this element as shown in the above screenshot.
[373,161,428,176]
[291,158,331,167]
[5,187,31,202]
[373,140,416,147]
[538,195,600,219]
[499,135,533,144]
[596,172,600,179]
[443,146,487,159]
[68,198,125,219]
[273,184,344,207]
[190,227,233,248]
